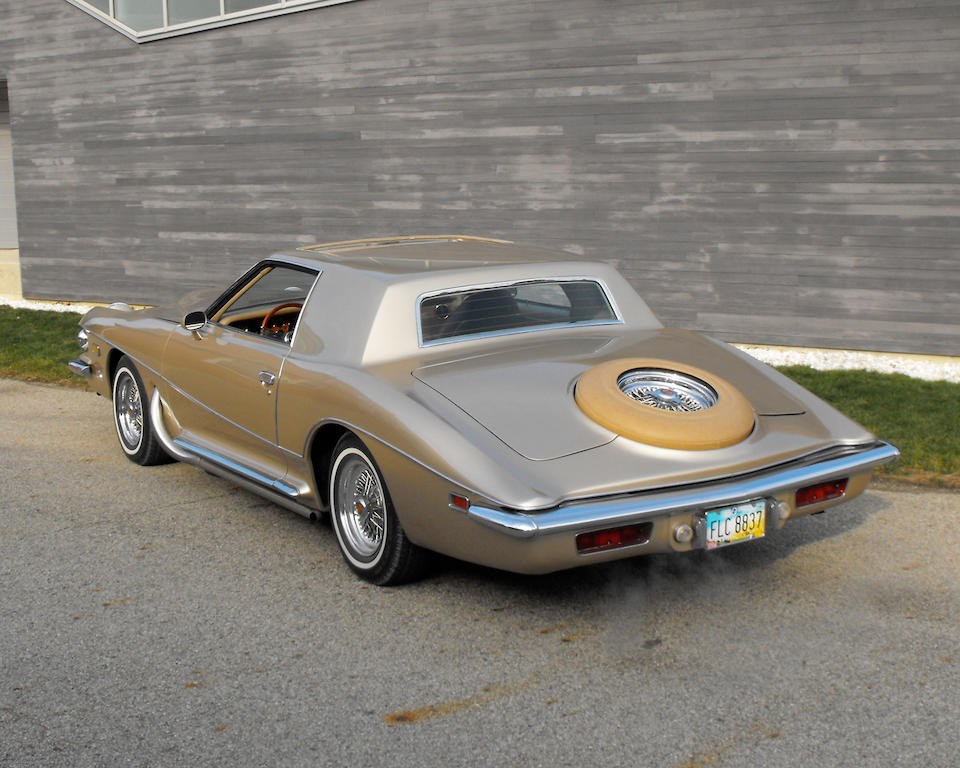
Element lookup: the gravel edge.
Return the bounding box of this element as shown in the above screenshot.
[734,344,960,384]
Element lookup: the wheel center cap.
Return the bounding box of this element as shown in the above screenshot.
[355,497,374,528]
[653,387,678,403]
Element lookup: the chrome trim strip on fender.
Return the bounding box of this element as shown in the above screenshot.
[92,337,167,386]
[96,337,277,450]
[158,367,280,449]
[291,418,495,502]
[466,506,539,537]
[466,441,900,538]
[149,389,194,462]
[292,418,899,515]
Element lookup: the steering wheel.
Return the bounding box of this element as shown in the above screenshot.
[260,302,304,336]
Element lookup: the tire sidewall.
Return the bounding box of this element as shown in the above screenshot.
[112,362,146,458]
[329,439,390,573]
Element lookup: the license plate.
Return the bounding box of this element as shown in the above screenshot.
[705,499,766,549]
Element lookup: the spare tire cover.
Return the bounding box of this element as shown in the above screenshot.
[574,357,755,450]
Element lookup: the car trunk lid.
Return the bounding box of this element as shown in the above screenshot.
[412,328,805,461]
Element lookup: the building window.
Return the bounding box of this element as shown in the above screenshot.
[115,0,163,31]
[63,0,363,42]
[168,0,220,25]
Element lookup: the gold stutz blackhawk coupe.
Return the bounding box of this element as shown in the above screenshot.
[69,236,898,584]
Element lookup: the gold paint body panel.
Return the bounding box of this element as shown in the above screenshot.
[72,237,896,575]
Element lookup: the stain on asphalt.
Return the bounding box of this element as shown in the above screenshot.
[382,684,511,726]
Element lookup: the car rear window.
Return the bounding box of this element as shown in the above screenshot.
[419,279,619,345]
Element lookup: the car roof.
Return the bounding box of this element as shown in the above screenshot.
[292,236,588,276]
[274,236,663,365]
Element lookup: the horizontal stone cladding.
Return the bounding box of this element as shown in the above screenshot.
[3,0,959,354]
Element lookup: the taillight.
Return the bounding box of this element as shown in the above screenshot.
[795,479,848,508]
[576,522,653,554]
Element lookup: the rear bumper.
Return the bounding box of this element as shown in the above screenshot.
[461,440,898,573]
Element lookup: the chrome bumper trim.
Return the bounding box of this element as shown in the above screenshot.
[68,358,92,377]
[467,441,899,539]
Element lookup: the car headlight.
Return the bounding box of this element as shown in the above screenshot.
[77,328,89,351]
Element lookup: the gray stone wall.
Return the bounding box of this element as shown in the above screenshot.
[3,0,959,354]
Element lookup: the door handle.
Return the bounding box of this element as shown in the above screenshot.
[258,371,276,386]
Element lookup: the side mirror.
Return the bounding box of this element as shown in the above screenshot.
[182,310,207,332]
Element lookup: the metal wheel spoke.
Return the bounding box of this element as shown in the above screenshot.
[618,369,718,412]
[334,449,387,563]
[115,372,144,450]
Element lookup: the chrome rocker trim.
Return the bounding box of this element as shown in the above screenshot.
[172,438,302,499]
[467,440,900,539]
[149,389,318,519]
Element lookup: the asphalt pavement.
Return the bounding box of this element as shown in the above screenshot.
[1,379,958,767]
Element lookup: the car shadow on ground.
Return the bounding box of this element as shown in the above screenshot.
[142,455,895,614]
[422,489,895,604]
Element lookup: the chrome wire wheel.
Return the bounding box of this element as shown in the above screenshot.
[331,446,387,566]
[574,356,756,451]
[327,434,428,585]
[617,368,718,412]
[113,367,144,454]
[110,356,170,466]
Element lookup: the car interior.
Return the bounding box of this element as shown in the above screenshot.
[211,264,318,342]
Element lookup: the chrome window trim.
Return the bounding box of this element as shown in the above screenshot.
[63,0,364,43]
[207,321,295,348]
[281,264,321,350]
[416,276,624,348]
[207,261,321,349]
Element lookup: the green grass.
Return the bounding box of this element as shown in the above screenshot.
[775,365,960,485]
[1,304,956,484]
[0,305,86,387]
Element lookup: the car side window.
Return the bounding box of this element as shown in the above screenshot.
[211,263,318,343]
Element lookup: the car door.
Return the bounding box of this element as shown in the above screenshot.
[161,262,320,484]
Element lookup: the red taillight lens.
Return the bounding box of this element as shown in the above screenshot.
[795,479,848,508]
[576,522,653,554]
[449,494,470,510]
